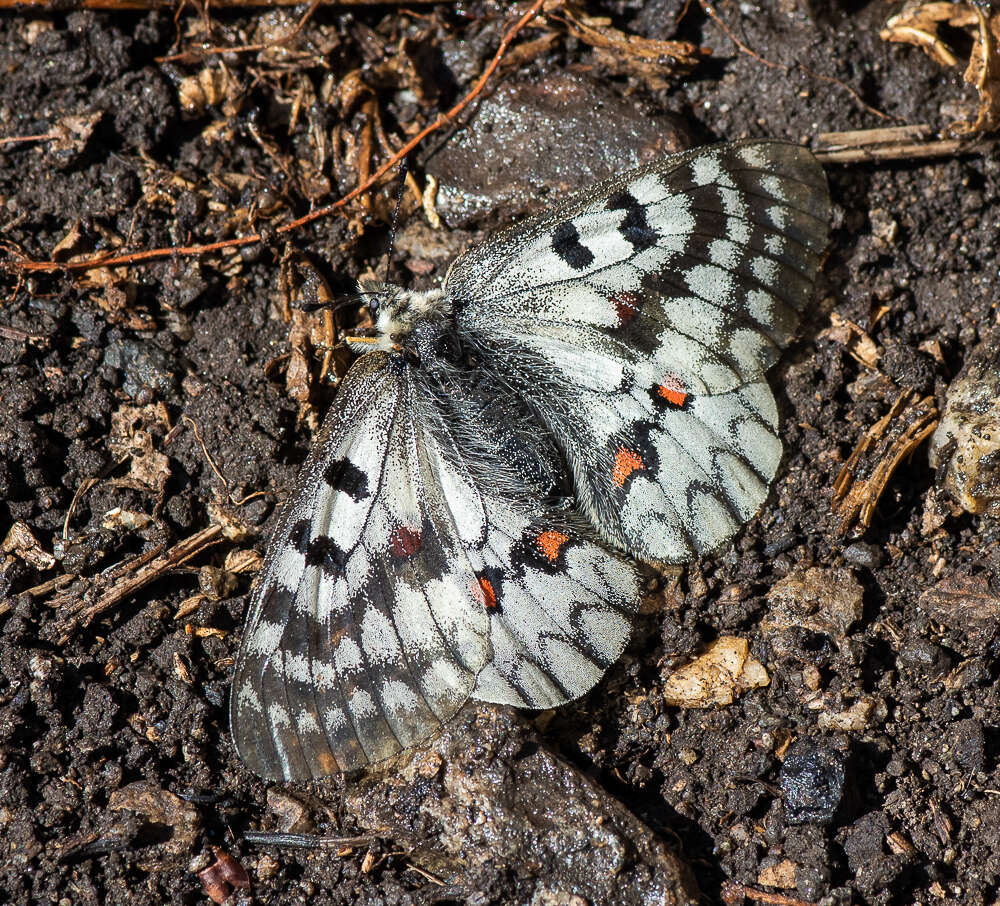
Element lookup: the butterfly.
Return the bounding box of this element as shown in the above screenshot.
[230,140,831,780]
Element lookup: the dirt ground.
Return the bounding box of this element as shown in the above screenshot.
[2,2,1000,904]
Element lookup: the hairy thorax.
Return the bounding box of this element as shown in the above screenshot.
[348,284,462,367]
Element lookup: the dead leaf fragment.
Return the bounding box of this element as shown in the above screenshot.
[763,567,864,639]
[2,521,56,571]
[820,311,881,370]
[918,574,1000,642]
[108,781,200,856]
[108,403,171,496]
[757,859,798,889]
[267,789,314,834]
[816,696,882,732]
[198,847,250,904]
[547,3,704,89]
[662,636,769,708]
[928,327,1000,516]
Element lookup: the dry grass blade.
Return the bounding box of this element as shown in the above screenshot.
[832,391,939,535]
[813,125,994,162]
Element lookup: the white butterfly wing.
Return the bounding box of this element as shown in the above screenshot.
[448,141,830,561]
[230,353,639,780]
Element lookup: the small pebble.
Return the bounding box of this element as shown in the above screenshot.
[779,740,846,825]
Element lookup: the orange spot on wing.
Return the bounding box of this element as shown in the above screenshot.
[477,576,497,610]
[612,447,645,487]
[535,530,569,563]
[656,383,688,407]
[316,750,340,774]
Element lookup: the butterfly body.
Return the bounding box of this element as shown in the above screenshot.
[232,140,831,780]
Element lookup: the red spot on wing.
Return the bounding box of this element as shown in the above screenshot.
[535,530,569,563]
[612,447,645,488]
[610,291,641,326]
[390,526,422,559]
[476,576,498,610]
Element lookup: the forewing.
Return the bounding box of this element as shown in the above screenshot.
[448,141,830,562]
[231,353,641,780]
[231,354,490,780]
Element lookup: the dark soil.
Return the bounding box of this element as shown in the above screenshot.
[2,2,999,905]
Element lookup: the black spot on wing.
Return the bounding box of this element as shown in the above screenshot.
[606,190,657,252]
[552,221,595,270]
[288,518,310,554]
[304,534,349,577]
[324,458,370,501]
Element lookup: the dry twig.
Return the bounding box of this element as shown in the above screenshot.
[814,124,994,163]
[832,391,939,535]
[722,880,817,906]
[49,524,225,643]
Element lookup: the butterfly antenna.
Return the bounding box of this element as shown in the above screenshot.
[383,158,409,287]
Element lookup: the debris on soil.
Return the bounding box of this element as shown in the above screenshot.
[2,521,56,571]
[832,390,938,534]
[546,3,704,87]
[108,781,201,857]
[881,2,1000,134]
[762,567,864,640]
[661,636,769,708]
[198,847,251,904]
[819,312,880,371]
[755,857,798,890]
[816,696,885,733]
[918,574,1000,645]
[928,326,1000,515]
[813,124,994,163]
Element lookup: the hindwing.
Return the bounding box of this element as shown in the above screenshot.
[448,140,830,561]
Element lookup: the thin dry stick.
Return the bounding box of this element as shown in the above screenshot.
[9,0,546,276]
[0,131,64,146]
[722,881,817,906]
[52,524,224,642]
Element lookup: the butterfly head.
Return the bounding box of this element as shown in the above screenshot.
[347,281,451,361]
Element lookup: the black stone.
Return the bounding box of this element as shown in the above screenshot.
[779,740,846,825]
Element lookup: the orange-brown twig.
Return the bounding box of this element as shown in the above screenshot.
[8,0,546,276]
[722,881,817,906]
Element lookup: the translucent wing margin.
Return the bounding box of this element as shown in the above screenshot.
[230,353,640,781]
[448,141,830,562]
